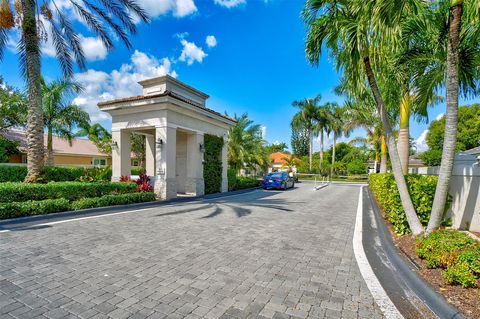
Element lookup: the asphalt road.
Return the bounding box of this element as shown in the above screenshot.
[0,183,384,319]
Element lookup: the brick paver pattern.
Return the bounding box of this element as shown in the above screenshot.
[0,184,384,319]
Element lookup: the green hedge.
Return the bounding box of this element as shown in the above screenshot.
[204,134,224,194]
[71,192,156,210]
[369,173,438,234]
[0,193,156,220]
[417,230,480,288]
[0,182,137,203]
[234,176,261,190]
[0,165,88,182]
[0,199,71,219]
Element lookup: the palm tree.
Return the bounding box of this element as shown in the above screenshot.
[75,122,112,155]
[304,0,424,235]
[400,1,480,233]
[314,103,332,172]
[0,1,149,181]
[282,156,299,173]
[227,113,268,174]
[41,78,89,166]
[291,94,321,172]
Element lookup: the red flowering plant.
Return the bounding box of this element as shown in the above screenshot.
[119,175,131,182]
[135,173,153,192]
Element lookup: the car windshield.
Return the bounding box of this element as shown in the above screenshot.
[267,173,284,178]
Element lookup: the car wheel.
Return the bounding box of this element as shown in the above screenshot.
[291,182,295,189]
[282,182,287,190]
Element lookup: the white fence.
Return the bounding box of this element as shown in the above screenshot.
[415,154,480,232]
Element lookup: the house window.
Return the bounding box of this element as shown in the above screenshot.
[93,158,106,166]
[21,155,27,163]
[132,159,140,167]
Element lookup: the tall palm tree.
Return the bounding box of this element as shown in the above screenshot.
[227,113,268,174]
[401,1,480,233]
[314,103,332,172]
[75,122,112,155]
[326,103,348,175]
[0,0,149,181]
[291,94,321,172]
[304,0,425,235]
[41,78,89,166]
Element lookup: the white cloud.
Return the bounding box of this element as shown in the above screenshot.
[415,130,429,153]
[79,36,108,61]
[72,50,177,122]
[206,35,217,48]
[179,39,207,65]
[214,0,246,8]
[135,0,197,18]
[435,113,444,121]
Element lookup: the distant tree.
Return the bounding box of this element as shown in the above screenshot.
[131,133,146,168]
[265,142,288,154]
[0,136,20,163]
[420,104,480,166]
[41,78,89,166]
[282,156,299,173]
[290,125,309,157]
[76,122,112,155]
[0,77,27,132]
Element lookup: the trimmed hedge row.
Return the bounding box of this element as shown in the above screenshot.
[71,192,156,210]
[0,182,137,203]
[369,173,438,234]
[417,230,480,288]
[0,192,156,220]
[0,166,85,182]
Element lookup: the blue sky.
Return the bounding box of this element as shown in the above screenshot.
[1,0,478,152]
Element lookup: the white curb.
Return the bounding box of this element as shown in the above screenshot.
[353,186,404,319]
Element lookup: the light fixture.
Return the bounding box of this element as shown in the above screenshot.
[157,138,164,146]
[199,143,204,152]
[111,141,118,149]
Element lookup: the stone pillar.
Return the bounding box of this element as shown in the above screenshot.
[145,134,155,176]
[154,126,177,200]
[111,129,131,181]
[221,136,228,192]
[186,132,204,196]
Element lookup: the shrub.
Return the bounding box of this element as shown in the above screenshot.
[71,192,156,210]
[135,173,153,192]
[131,167,145,175]
[369,173,438,234]
[204,134,223,194]
[0,198,71,219]
[80,166,112,182]
[0,182,137,203]
[417,230,480,288]
[234,176,261,190]
[227,168,237,191]
[346,159,367,175]
[0,165,27,182]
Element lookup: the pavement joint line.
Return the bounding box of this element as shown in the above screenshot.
[353,186,404,319]
[0,188,263,234]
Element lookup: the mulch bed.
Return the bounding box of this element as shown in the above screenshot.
[387,225,480,319]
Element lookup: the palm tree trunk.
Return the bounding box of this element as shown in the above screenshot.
[319,130,324,171]
[427,2,463,234]
[22,0,44,182]
[398,94,410,175]
[380,136,387,173]
[374,152,379,173]
[364,56,423,236]
[46,127,54,166]
[308,128,313,172]
[331,132,336,176]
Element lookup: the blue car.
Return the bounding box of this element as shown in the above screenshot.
[262,172,295,190]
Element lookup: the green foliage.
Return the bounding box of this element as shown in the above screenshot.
[0,165,115,182]
[42,166,85,182]
[346,159,367,175]
[204,134,224,194]
[0,182,137,203]
[0,77,27,131]
[234,176,261,190]
[419,149,442,166]
[71,192,156,210]
[265,142,288,154]
[131,167,145,175]
[425,105,480,153]
[0,198,71,220]
[416,230,480,288]
[0,165,27,182]
[227,168,237,191]
[0,136,19,163]
[290,125,309,157]
[369,174,438,234]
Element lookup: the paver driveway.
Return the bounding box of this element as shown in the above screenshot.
[0,183,384,319]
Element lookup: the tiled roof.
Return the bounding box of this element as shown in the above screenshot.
[463,146,480,156]
[1,129,108,157]
[270,152,291,165]
[98,90,235,123]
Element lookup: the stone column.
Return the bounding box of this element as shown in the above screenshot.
[221,135,228,192]
[145,134,155,176]
[186,132,204,196]
[111,129,131,181]
[154,126,177,200]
